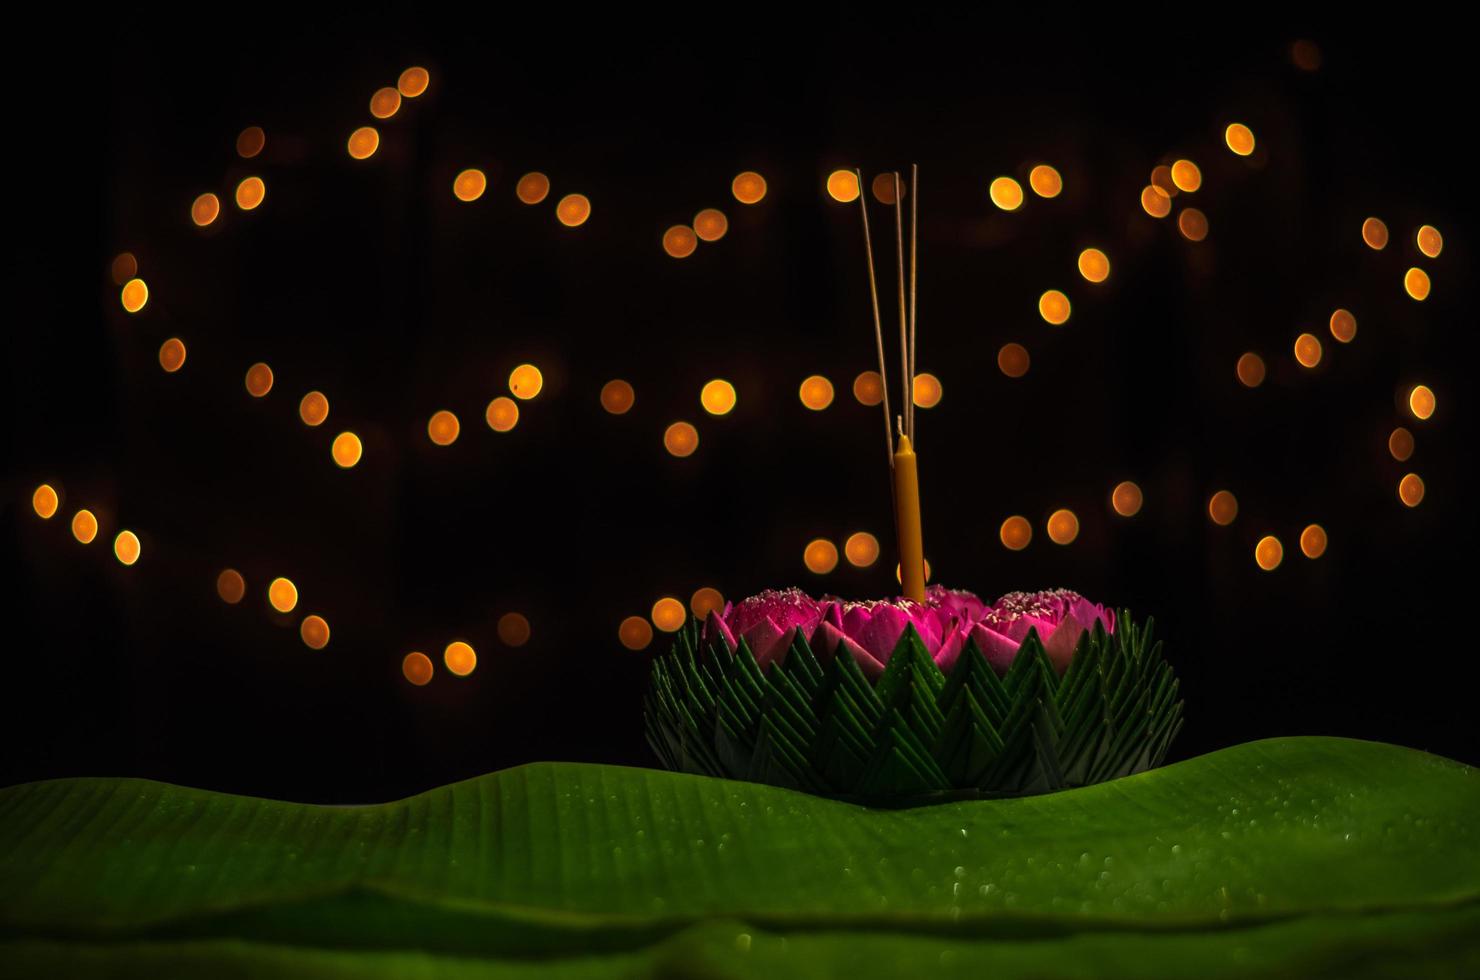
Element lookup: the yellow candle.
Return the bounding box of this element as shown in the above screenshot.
[892,433,926,602]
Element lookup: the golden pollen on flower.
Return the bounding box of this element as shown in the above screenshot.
[121,277,149,313]
[1112,481,1143,517]
[427,410,460,446]
[110,252,137,285]
[331,431,363,468]
[1140,185,1172,218]
[498,613,531,647]
[71,509,98,544]
[1046,509,1079,545]
[402,652,434,685]
[299,391,330,426]
[825,170,859,203]
[997,343,1030,378]
[1328,309,1357,343]
[485,396,519,432]
[191,193,221,227]
[619,616,655,650]
[268,577,298,613]
[1299,524,1328,559]
[1170,159,1201,193]
[852,371,884,406]
[1408,384,1436,420]
[651,597,687,632]
[803,538,839,574]
[1208,490,1238,525]
[663,225,698,258]
[516,172,550,204]
[453,169,487,202]
[1398,473,1425,507]
[1038,289,1071,325]
[690,587,725,619]
[1388,426,1414,461]
[113,530,141,566]
[300,615,330,649]
[508,364,543,399]
[799,375,834,410]
[1293,333,1323,369]
[370,86,401,119]
[693,208,728,242]
[700,379,737,416]
[235,176,266,210]
[443,641,477,676]
[158,338,187,373]
[1361,217,1388,250]
[217,568,246,604]
[732,171,767,204]
[1403,267,1430,301]
[1028,164,1062,198]
[397,67,430,97]
[347,126,380,160]
[245,362,274,397]
[556,193,591,226]
[989,176,1024,211]
[999,515,1032,551]
[1077,248,1110,283]
[1225,123,1256,156]
[236,126,265,158]
[1416,225,1443,258]
[1236,352,1266,388]
[844,532,880,567]
[32,484,59,519]
[1255,535,1284,571]
[663,421,699,457]
[600,380,634,415]
[912,373,943,408]
[1177,208,1209,241]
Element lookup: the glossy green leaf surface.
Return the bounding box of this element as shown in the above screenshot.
[2,737,1478,978]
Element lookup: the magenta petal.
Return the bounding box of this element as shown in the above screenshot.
[745,618,795,668]
[1043,619,1086,672]
[704,609,737,652]
[814,621,884,677]
[934,627,968,674]
[853,604,916,665]
[969,623,1023,674]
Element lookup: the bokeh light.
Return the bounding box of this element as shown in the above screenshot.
[331,431,363,468]
[191,193,221,227]
[299,391,330,426]
[498,612,531,647]
[1408,384,1436,420]
[509,364,544,399]
[732,171,767,204]
[1140,185,1172,218]
[1236,352,1266,388]
[444,641,477,676]
[453,169,487,202]
[700,379,737,416]
[894,560,932,585]
[871,172,904,205]
[1046,509,1079,545]
[32,484,59,519]
[245,362,274,397]
[1388,427,1414,461]
[690,587,725,619]
[997,342,1030,378]
[1028,165,1062,198]
[1293,333,1323,369]
[989,176,1024,211]
[121,278,148,313]
[1170,160,1202,192]
[110,252,137,285]
[1208,490,1238,525]
[1111,481,1143,517]
[427,410,460,446]
[485,396,519,431]
[72,510,98,544]
[1038,289,1071,325]
[235,176,265,210]
[556,194,591,227]
[1300,524,1328,559]
[236,126,265,158]
[1150,165,1178,198]
[999,515,1031,551]
[619,616,654,650]
[1077,248,1110,283]
[1291,40,1322,71]
[1361,217,1388,250]
[826,170,859,203]
[369,86,401,119]
[347,126,380,160]
[693,208,728,242]
[1398,473,1425,507]
[663,421,699,457]
[1404,267,1430,301]
[799,375,835,410]
[268,577,298,613]
[1328,309,1357,343]
[663,225,698,258]
[912,373,943,408]
[1416,225,1443,258]
[300,615,330,650]
[600,380,634,415]
[1177,208,1209,242]
[158,338,187,373]
[1224,123,1256,156]
[402,652,434,685]
[1255,535,1284,571]
[651,597,686,632]
[397,67,430,98]
[113,530,141,566]
[844,531,880,567]
[216,569,245,604]
[852,370,884,406]
[803,538,839,574]
[516,172,551,204]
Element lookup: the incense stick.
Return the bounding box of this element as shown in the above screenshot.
[892,172,910,447]
[855,169,894,467]
[908,163,918,443]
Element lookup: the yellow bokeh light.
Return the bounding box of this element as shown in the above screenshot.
[1361,217,1388,250]
[347,126,380,160]
[600,380,634,415]
[997,342,1030,378]
[619,615,654,650]
[1329,308,1357,343]
[732,171,767,204]
[912,373,943,408]
[1140,185,1172,218]
[1178,208,1209,242]
[113,530,141,566]
[453,169,487,202]
[1038,289,1071,325]
[1111,481,1143,517]
[299,391,330,427]
[1398,473,1425,507]
[516,172,550,204]
[485,396,520,432]
[1028,164,1063,198]
[121,277,149,313]
[1416,225,1443,258]
[1255,535,1284,571]
[1224,123,1256,156]
[651,597,687,632]
[332,431,363,468]
[803,538,839,574]
[32,484,59,519]
[217,568,245,604]
[556,193,591,227]
[397,66,430,98]
[1404,267,1431,301]
[700,379,737,416]
[1294,333,1323,369]
[826,169,860,203]
[844,531,880,568]
[1046,509,1079,545]
[444,640,477,676]
[799,374,835,410]
[268,577,298,613]
[236,126,265,159]
[1388,426,1415,462]
[158,338,187,373]
[1408,384,1436,420]
[852,370,884,406]
[1170,160,1201,193]
[999,515,1032,551]
[1150,165,1178,198]
[245,362,274,397]
[191,193,221,227]
[1208,490,1238,526]
[498,612,531,648]
[1077,248,1110,283]
[894,559,932,585]
[235,176,265,210]
[663,225,698,258]
[690,587,725,620]
[989,176,1024,211]
[427,410,460,446]
[693,208,729,242]
[663,421,699,457]
[1236,352,1266,388]
[370,86,402,119]
[1299,524,1328,559]
[403,651,434,686]
[71,509,98,544]
[110,252,137,286]
[300,615,330,650]
[509,364,543,400]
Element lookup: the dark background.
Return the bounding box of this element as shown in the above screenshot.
[3,17,1473,803]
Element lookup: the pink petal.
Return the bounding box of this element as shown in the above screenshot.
[969,623,1024,674]
[813,621,885,678]
[703,609,737,652]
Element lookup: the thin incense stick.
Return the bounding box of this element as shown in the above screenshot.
[892,172,909,447]
[908,163,918,443]
[855,169,894,467]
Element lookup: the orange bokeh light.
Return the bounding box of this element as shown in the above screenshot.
[826,170,860,203]
[300,615,330,650]
[236,126,265,158]
[852,370,884,406]
[427,410,460,446]
[1028,164,1063,198]
[1208,490,1238,526]
[1398,473,1425,507]
[110,252,137,285]
[912,373,943,409]
[299,391,330,427]
[1294,333,1323,369]
[1299,524,1328,559]
[732,171,767,204]
[32,484,59,519]
[1170,159,1201,193]
[453,169,487,202]
[516,172,550,204]
[871,172,906,204]
[600,380,634,415]
[217,568,246,604]
[663,225,698,258]
[245,362,274,397]
[397,67,430,98]
[1236,352,1266,388]
[498,612,531,647]
[1404,267,1431,301]
[113,530,141,566]
[1416,225,1443,258]
[803,538,839,574]
[370,86,401,119]
[158,338,187,373]
[191,193,221,227]
[690,587,725,619]
[71,509,98,544]
[1225,123,1256,156]
[1329,309,1357,343]
[999,515,1031,551]
[1408,384,1436,420]
[403,651,434,685]
[121,278,149,313]
[663,421,699,457]
[1111,481,1143,517]
[508,364,544,400]
[844,531,880,567]
[332,431,363,468]
[1361,217,1388,250]
[1046,509,1079,545]
[1255,536,1283,571]
[651,597,687,632]
[347,126,380,160]
[268,577,298,613]
[799,375,835,410]
[1140,185,1172,218]
[1177,208,1209,242]
[997,342,1030,378]
[1078,248,1110,283]
[700,379,737,416]
[619,615,654,650]
[1038,289,1071,325]
[444,641,477,676]
[485,396,519,432]
[1388,426,1414,461]
[556,194,591,227]
[235,176,266,210]
[693,208,728,242]
[989,176,1024,211]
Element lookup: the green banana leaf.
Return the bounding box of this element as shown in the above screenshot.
[2,736,1477,978]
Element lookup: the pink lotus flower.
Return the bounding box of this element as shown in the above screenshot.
[702,585,1113,678]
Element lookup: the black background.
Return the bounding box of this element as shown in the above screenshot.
[3,16,1473,803]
